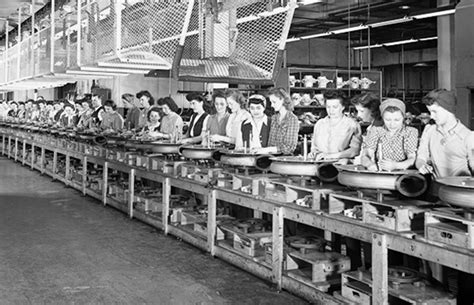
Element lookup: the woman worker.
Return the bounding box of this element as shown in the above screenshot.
[209,89,251,146]
[181,92,209,145]
[139,107,162,139]
[156,97,184,142]
[308,91,362,161]
[362,98,418,171]
[267,88,299,155]
[100,100,124,131]
[201,90,230,145]
[234,94,272,152]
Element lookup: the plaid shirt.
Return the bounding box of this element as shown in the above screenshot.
[268,111,299,155]
[365,125,418,162]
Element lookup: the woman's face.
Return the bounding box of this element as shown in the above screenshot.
[249,103,265,119]
[82,102,90,110]
[161,104,171,115]
[64,107,74,115]
[269,95,283,112]
[149,111,160,124]
[190,100,203,113]
[355,104,372,123]
[104,105,113,113]
[214,97,227,114]
[326,98,344,119]
[383,110,404,132]
[226,97,240,113]
[139,96,150,108]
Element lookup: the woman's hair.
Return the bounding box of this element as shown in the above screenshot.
[103,99,117,110]
[136,90,155,106]
[186,92,205,103]
[157,96,179,113]
[324,90,348,108]
[63,103,74,110]
[147,106,162,121]
[351,92,381,121]
[382,105,405,117]
[225,89,247,108]
[267,87,294,111]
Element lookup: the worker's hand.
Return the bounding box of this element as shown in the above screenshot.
[418,163,434,175]
[379,160,397,171]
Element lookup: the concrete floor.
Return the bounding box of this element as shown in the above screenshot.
[0,157,307,304]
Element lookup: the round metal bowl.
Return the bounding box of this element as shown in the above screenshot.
[335,164,427,197]
[269,156,340,182]
[217,149,277,171]
[437,177,474,209]
[124,140,180,154]
[179,145,221,160]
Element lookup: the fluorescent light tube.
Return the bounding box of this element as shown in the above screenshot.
[412,9,455,19]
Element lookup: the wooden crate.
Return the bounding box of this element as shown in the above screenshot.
[425,209,474,249]
[341,270,456,305]
[219,224,272,257]
[260,177,344,210]
[330,191,432,232]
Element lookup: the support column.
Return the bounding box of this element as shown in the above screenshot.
[437,0,455,90]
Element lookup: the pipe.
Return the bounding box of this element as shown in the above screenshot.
[337,171,427,197]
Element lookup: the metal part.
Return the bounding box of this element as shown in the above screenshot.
[217,149,277,171]
[269,156,339,182]
[179,144,220,160]
[437,177,474,209]
[336,165,427,198]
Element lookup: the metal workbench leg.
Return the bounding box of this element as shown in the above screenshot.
[82,156,87,195]
[8,136,11,158]
[103,161,109,205]
[65,154,71,185]
[22,141,26,165]
[207,189,217,255]
[272,206,284,290]
[128,169,135,219]
[14,138,18,162]
[162,178,171,235]
[40,147,45,174]
[372,233,388,305]
[30,143,34,169]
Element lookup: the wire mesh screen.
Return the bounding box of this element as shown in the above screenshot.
[0,52,6,84]
[7,45,19,83]
[19,36,34,79]
[76,0,194,70]
[175,0,296,84]
[36,25,52,76]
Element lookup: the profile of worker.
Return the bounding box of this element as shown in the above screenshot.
[59,104,78,128]
[91,94,104,126]
[235,94,273,153]
[201,90,230,145]
[415,89,474,305]
[308,91,362,161]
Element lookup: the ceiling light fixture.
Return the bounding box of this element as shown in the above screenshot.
[369,16,413,28]
[287,7,455,43]
[331,24,368,34]
[352,36,438,50]
[412,9,455,19]
[299,32,331,40]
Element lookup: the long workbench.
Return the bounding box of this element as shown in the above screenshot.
[1,127,469,304]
